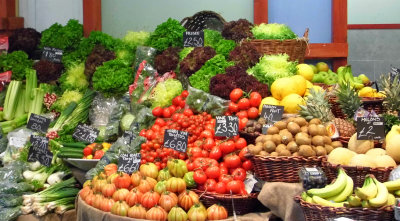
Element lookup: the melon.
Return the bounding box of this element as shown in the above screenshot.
[328,147,356,165]
[385,134,400,162]
[348,133,374,154]
[374,155,396,168]
[365,148,386,157]
[348,154,376,168]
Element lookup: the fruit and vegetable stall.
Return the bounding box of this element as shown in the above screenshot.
[1,12,400,221]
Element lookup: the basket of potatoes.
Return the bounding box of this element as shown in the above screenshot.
[247,117,343,183]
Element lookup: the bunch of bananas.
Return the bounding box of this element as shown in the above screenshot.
[301,168,397,208]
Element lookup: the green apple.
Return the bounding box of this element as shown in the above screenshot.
[309,64,318,74]
[316,62,329,72]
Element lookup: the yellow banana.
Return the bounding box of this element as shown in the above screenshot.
[326,176,353,202]
[355,176,377,200]
[368,177,389,208]
[384,179,400,192]
[387,193,396,206]
[345,195,362,207]
[307,168,347,198]
[301,192,308,201]
[361,200,370,208]
[312,196,344,207]
[394,189,400,197]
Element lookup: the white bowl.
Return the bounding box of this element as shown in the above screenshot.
[64,158,99,171]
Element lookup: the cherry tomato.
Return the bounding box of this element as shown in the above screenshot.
[162,108,172,118]
[235,138,247,150]
[228,102,239,113]
[247,107,259,119]
[152,107,163,117]
[205,179,217,192]
[183,109,194,117]
[235,110,248,119]
[145,130,155,140]
[224,154,241,169]
[230,88,243,102]
[172,95,183,106]
[242,160,253,171]
[215,182,227,194]
[193,169,207,185]
[171,113,180,122]
[226,180,242,194]
[83,147,92,156]
[181,90,189,98]
[209,146,222,160]
[155,118,166,126]
[219,174,233,184]
[232,168,246,181]
[237,98,250,110]
[205,166,220,179]
[249,92,262,107]
[139,129,146,137]
[168,105,176,114]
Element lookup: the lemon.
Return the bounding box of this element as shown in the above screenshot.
[259,97,280,113]
[304,85,323,97]
[358,87,376,97]
[306,80,313,89]
[291,75,307,96]
[297,64,314,81]
[280,93,305,114]
[271,75,307,100]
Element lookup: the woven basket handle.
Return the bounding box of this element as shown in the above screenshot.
[303,28,309,38]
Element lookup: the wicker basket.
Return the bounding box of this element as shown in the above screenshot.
[294,196,395,221]
[312,83,332,90]
[249,155,326,183]
[242,29,309,63]
[180,11,226,31]
[322,160,394,187]
[239,131,259,145]
[337,135,383,148]
[193,190,262,216]
[329,96,385,119]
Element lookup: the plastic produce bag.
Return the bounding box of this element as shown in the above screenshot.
[0,194,24,207]
[0,182,34,194]
[133,46,157,71]
[130,61,159,105]
[103,93,131,142]
[186,86,229,116]
[0,206,21,221]
[0,161,27,182]
[389,166,400,181]
[89,93,118,128]
[2,128,32,164]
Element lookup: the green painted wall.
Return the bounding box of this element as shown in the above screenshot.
[348,0,400,24]
[101,0,254,38]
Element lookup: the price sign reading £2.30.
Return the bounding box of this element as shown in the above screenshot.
[183,31,204,47]
[214,116,239,137]
[118,153,141,174]
[163,129,188,153]
[357,117,385,140]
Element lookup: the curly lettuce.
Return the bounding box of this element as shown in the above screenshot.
[251,23,297,40]
[122,31,150,49]
[51,90,83,113]
[149,79,183,108]
[215,39,236,58]
[59,62,89,91]
[39,19,83,52]
[147,18,186,51]
[204,29,222,49]
[0,51,33,80]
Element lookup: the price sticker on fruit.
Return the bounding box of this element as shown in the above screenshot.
[356,117,385,140]
[118,153,141,174]
[163,129,188,153]
[27,135,53,167]
[215,116,239,137]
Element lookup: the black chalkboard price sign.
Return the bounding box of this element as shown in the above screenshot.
[260,105,284,123]
[27,114,51,133]
[27,135,53,167]
[41,47,63,63]
[183,31,204,47]
[73,124,99,143]
[163,129,188,153]
[118,153,141,174]
[215,116,239,137]
[357,117,385,140]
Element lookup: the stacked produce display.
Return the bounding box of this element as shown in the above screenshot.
[0,13,400,221]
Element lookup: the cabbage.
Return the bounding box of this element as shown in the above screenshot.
[120,113,135,131]
[251,23,297,40]
[150,79,183,108]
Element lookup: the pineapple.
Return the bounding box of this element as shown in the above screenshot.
[379,72,400,115]
[299,88,334,122]
[333,118,356,137]
[334,82,360,137]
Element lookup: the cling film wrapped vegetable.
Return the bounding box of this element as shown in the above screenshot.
[103,93,131,142]
[186,86,229,117]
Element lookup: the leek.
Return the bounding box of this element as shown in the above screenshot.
[3,80,22,121]
[25,69,37,113]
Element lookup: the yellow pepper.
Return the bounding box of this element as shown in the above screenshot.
[102,142,111,149]
[87,155,93,159]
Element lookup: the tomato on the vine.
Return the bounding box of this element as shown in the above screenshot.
[162,108,172,118]
[232,168,246,181]
[242,160,253,171]
[155,118,166,126]
[181,90,189,98]
[237,98,250,110]
[205,179,217,192]
[152,107,163,117]
[247,107,259,119]
[228,102,239,113]
[230,88,243,102]
[239,117,248,130]
[235,110,248,119]
[215,182,227,194]
[235,138,247,150]
[172,95,183,106]
[209,146,222,160]
[224,154,241,169]
[249,92,262,107]
[205,166,220,179]
[226,180,242,194]
[193,169,207,185]
[183,109,193,117]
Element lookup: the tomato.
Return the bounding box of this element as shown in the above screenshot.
[247,107,259,119]
[205,166,220,179]
[183,109,194,117]
[235,138,247,150]
[127,204,147,219]
[168,105,176,114]
[219,174,233,184]
[152,107,163,117]
[235,110,248,119]
[238,98,250,110]
[190,147,203,159]
[200,130,214,139]
[209,146,222,160]
[201,149,209,158]
[205,179,217,192]
[159,192,178,212]
[146,130,155,140]
[187,162,195,171]
[114,172,132,189]
[146,206,167,221]
[207,204,228,220]
[172,113,180,122]
[187,203,208,221]
[239,147,249,161]
[226,180,242,194]
[203,138,215,150]
[166,177,187,193]
[139,129,146,137]
[224,154,241,169]
[172,95,183,106]
[162,108,172,118]
[239,117,248,130]
[220,140,235,155]
[140,163,159,179]
[230,88,243,102]
[193,169,207,185]
[179,99,186,108]
[215,182,227,194]
[111,200,130,216]
[178,191,199,211]
[126,189,143,207]
[181,90,189,98]
[249,92,262,107]
[93,150,104,159]
[193,158,209,171]
[232,168,246,181]
[228,102,239,113]
[219,166,228,175]
[242,160,253,171]
[83,147,92,156]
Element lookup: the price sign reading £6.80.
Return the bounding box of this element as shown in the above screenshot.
[183,31,204,47]
[163,129,188,153]
[118,153,141,174]
[41,47,63,63]
[357,117,385,140]
[73,124,99,143]
[27,114,51,134]
[260,105,284,123]
[214,116,239,137]
[27,135,52,167]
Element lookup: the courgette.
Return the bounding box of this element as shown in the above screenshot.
[59,147,84,153]
[58,152,83,158]
[61,142,87,149]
